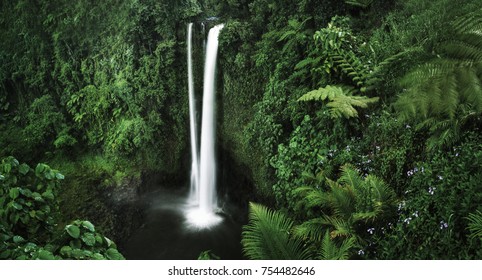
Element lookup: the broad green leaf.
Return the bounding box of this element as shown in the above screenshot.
[104,237,115,248]
[9,188,20,199]
[38,250,55,260]
[0,174,4,180]
[81,221,95,232]
[81,233,96,247]
[13,235,25,243]
[42,190,54,200]
[20,188,32,197]
[35,164,45,176]
[45,170,54,180]
[92,253,105,260]
[106,248,124,260]
[32,192,44,202]
[4,163,11,173]
[18,163,30,175]
[95,234,103,245]
[12,202,23,210]
[55,172,65,180]
[60,246,72,256]
[65,225,80,239]
[71,249,86,259]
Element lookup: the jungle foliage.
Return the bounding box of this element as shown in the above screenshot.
[2,0,482,260]
[0,157,124,260]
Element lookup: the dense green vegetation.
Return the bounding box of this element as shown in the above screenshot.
[2,0,482,259]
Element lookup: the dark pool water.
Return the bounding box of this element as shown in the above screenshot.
[121,187,245,260]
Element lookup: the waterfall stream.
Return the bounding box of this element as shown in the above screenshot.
[185,23,225,229]
[187,23,200,205]
[122,23,247,259]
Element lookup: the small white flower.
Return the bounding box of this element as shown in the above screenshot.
[439,221,448,230]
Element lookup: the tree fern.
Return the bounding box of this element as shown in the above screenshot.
[298,85,378,119]
[242,203,312,260]
[395,9,482,149]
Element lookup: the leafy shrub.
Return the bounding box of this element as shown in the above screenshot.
[0,156,124,260]
[373,132,482,259]
[24,95,69,154]
[0,156,63,241]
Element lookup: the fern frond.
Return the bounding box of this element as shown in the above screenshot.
[338,164,364,188]
[332,52,370,88]
[293,217,329,242]
[326,179,356,219]
[452,8,482,34]
[441,34,482,61]
[467,210,482,240]
[242,203,312,260]
[366,47,424,89]
[396,9,482,149]
[298,85,378,119]
[293,185,330,209]
[325,216,355,239]
[320,232,355,260]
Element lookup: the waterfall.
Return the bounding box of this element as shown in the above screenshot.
[187,23,200,205]
[185,23,224,229]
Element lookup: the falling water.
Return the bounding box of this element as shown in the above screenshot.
[187,23,200,204]
[186,23,224,229]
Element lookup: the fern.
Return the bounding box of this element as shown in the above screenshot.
[467,210,482,240]
[242,203,312,260]
[332,52,370,89]
[293,165,396,254]
[320,232,355,260]
[294,217,328,242]
[395,9,482,149]
[298,85,378,119]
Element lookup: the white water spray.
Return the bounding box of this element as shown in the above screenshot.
[186,23,224,229]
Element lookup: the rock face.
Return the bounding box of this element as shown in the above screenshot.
[102,175,143,246]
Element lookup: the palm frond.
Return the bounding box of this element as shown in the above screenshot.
[242,203,312,260]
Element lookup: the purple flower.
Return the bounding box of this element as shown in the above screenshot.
[428,187,436,195]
